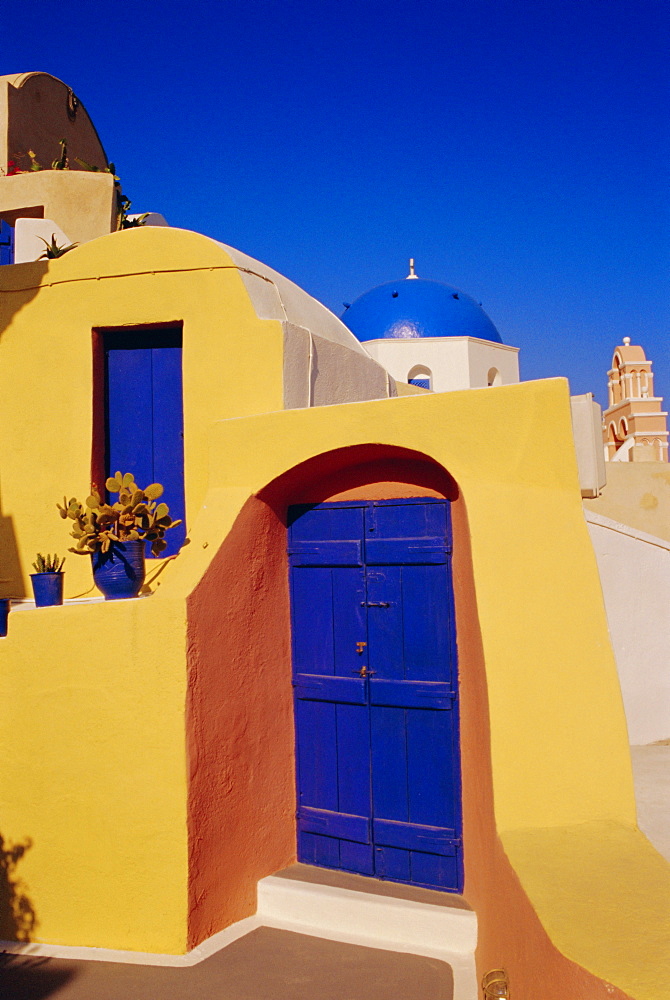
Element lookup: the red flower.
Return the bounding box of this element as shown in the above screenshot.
[7,159,21,175]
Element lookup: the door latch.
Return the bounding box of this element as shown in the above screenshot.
[355,641,367,654]
[353,664,376,678]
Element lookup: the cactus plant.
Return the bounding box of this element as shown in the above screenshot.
[37,234,79,258]
[32,553,65,573]
[58,472,182,558]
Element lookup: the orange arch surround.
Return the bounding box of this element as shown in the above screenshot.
[185,446,463,946]
[257,444,459,508]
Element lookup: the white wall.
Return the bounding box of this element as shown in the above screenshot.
[466,338,520,388]
[14,217,74,263]
[586,510,670,745]
[362,336,519,392]
[570,393,607,498]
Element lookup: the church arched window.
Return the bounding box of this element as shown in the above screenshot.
[407,365,432,390]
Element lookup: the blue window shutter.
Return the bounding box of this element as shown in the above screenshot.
[104,328,186,557]
[0,221,14,265]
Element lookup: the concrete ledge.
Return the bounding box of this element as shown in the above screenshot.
[0,916,262,968]
[258,874,477,956]
[584,508,670,550]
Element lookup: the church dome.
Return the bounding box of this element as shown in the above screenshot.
[341,274,502,344]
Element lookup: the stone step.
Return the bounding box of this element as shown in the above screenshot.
[257,865,478,1000]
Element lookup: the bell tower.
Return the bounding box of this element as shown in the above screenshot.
[603,338,668,462]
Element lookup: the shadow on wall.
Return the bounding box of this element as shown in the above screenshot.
[0,832,37,942]
[0,833,79,996]
[0,478,24,599]
[0,523,24,599]
[0,263,50,598]
[0,261,49,341]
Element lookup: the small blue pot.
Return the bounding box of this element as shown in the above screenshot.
[30,572,64,607]
[92,540,146,600]
[0,598,9,637]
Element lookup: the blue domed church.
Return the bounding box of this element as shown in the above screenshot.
[341,260,519,392]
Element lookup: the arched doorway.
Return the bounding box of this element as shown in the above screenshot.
[186,446,468,947]
[285,460,462,892]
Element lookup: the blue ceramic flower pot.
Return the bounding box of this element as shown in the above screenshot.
[92,540,146,600]
[0,598,9,636]
[30,572,64,607]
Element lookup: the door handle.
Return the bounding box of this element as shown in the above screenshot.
[353,665,376,678]
[360,602,390,608]
[355,641,367,654]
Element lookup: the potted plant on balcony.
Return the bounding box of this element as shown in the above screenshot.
[58,472,182,600]
[30,553,65,607]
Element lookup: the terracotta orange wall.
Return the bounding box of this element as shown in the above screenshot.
[452,498,632,999]
[185,496,296,948]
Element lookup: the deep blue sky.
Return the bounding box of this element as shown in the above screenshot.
[3,0,668,407]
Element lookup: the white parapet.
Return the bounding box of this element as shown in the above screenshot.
[585,509,670,745]
[14,216,74,263]
[127,212,169,227]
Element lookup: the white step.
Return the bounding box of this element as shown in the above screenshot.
[257,869,479,1000]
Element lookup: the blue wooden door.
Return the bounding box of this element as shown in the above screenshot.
[0,220,14,265]
[288,498,462,892]
[104,328,186,556]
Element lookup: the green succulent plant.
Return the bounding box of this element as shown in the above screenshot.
[37,234,79,258]
[52,138,68,170]
[58,472,182,558]
[26,149,42,171]
[32,553,65,573]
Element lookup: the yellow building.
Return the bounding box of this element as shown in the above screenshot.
[0,72,667,1000]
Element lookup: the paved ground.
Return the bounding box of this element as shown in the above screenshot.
[0,928,453,1000]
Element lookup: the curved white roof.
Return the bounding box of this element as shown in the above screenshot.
[215,241,369,356]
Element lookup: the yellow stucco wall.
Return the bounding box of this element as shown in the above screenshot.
[167,380,635,832]
[0,226,286,951]
[502,823,670,1000]
[0,597,189,952]
[0,226,285,600]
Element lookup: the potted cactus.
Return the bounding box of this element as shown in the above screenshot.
[58,472,182,600]
[30,553,65,607]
